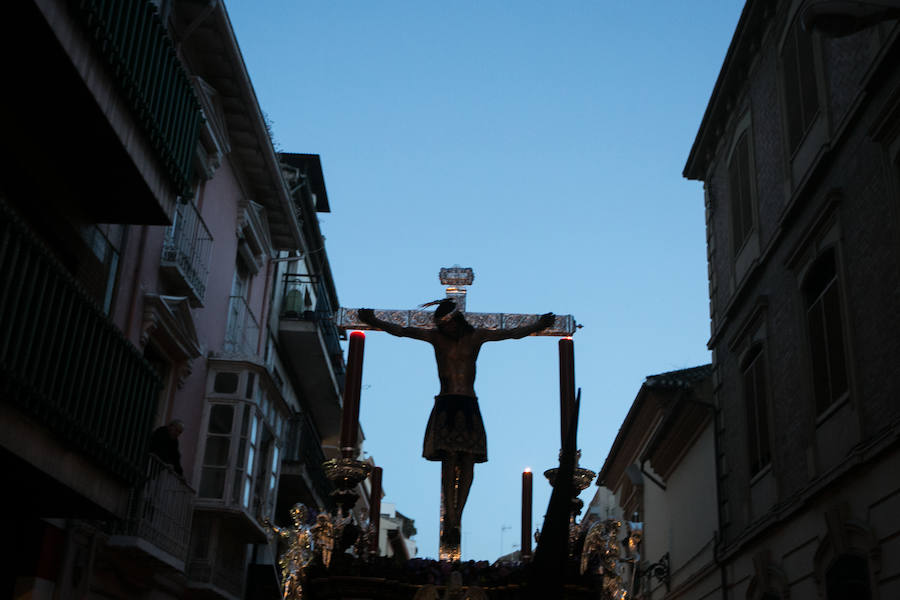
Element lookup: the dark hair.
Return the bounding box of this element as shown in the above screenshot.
[433,300,473,335]
[433,299,457,321]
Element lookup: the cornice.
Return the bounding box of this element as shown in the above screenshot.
[685,0,778,182]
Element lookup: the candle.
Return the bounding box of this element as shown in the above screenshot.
[340,331,366,454]
[522,468,533,558]
[559,337,575,446]
[370,466,383,554]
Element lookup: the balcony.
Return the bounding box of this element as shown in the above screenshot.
[187,512,250,600]
[160,200,212,306]
[193,399,273,544]
[277,275,345,444]
[109,455,195,571]
[224,296,260,358]
[72,0,203,200]
[0,199,160,489]
[278,413,334,512]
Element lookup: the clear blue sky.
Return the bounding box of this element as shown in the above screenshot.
[226,1,744,562]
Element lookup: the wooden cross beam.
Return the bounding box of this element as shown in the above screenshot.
[336,266,577,336]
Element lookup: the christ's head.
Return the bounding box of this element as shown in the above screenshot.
[433,299,473,338]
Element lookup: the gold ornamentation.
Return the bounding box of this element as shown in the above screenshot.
[354,521,376,561]
[263,503,313,600]
[322,457,372,489]
[543,466,597,493]
[580,518,636,600]
[311,513,335,568]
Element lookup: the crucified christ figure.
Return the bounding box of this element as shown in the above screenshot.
[358,300,554,560]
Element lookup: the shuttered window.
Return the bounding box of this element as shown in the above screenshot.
[742,346,771,476]
[803,248,849,414]
[729,131,755,253]
[782,21,820,154]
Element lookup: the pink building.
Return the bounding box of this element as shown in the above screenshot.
[1,2,365,598]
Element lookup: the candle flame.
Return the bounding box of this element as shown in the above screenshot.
[524,467,532,473]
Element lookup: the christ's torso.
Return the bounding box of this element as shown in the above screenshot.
[431,332,482,397]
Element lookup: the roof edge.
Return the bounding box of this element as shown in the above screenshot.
[684,0,773,181]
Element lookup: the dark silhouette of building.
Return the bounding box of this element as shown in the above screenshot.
[683,1,900,597]
[1,2,364,599]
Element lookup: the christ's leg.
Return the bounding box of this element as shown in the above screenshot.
[439,455,474,561]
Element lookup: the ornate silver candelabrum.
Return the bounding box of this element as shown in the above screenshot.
[322,453,372,516]
[544,450,597,554]
[543,449,596,517]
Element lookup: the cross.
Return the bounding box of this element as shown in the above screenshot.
[335,266,577,561]
[336,266,578,336]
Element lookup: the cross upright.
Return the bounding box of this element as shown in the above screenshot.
[335,266,577,336]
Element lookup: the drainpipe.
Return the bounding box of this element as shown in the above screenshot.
[258,252,274,357]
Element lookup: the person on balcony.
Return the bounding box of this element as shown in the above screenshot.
[149,419,185,476]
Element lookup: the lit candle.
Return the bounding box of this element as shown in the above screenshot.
[370,466,383,554]
[559,337,575,446]
[522,468,533,558]
[340,331,366,455]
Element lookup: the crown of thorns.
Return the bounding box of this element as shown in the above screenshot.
[420,298,458,321]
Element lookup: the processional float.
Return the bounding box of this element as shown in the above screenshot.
[264,266,646,600]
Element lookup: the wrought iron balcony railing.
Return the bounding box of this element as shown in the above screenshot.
[188,558,244,600]
[284,413,334,506]
[187,513,246,599]
[0,198,161,484]
[71,0,203,199]
[117,454,195,565]
[224,295,260,358]
[280,274,346,391]
[161,199,212,305]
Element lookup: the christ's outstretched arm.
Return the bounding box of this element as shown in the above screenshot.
[477,312,556,342]
[357,308,433,341]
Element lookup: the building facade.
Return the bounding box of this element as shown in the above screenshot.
[683,1,900,598]
[594,366,718,599]
[1,1,366,599]
[378,502,419,561]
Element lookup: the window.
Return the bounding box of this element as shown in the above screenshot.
[143,342,173,427]
[254,427,279,519]
[234,404,258,509]
[198,381,283,522]
[802,248,849,414]
[782,19,820,154]
[77,224,122,314]
[213,371,239,394]
[729,131,755,253]
[742,345,771,476]
[199,404,234,499]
